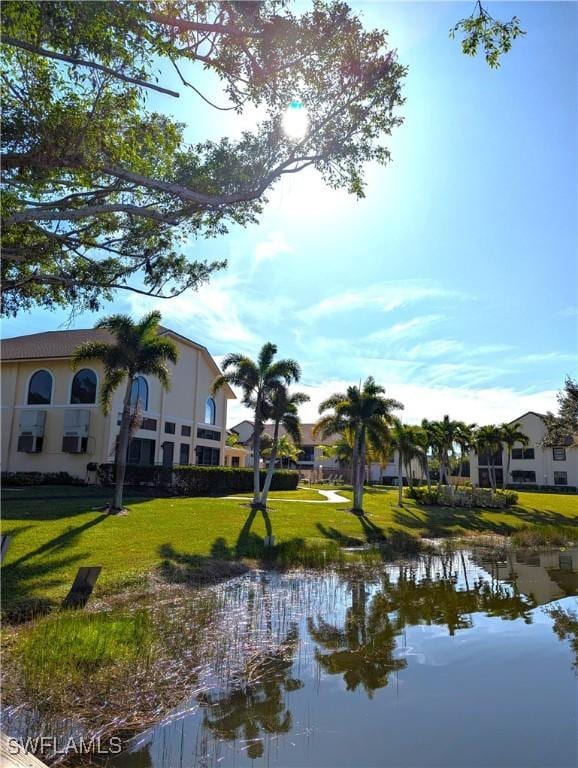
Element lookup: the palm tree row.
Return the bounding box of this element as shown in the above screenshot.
[72,315,529,514]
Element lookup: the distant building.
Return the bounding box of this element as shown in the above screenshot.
[470,411,577,489]
[1,327,235,479]
[229,421,420,483]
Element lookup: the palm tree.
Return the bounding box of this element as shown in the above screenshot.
[72,312,178,512]
[261,387,309,506]
[211,343,301,509]
[430,416,461,489]
[454,421,476,489]
[390,421,426,506]
[314,377,402,513]
[500,422,529,489]
[474,424,503,491]
[275,434,303,468]
[420,418,437,490]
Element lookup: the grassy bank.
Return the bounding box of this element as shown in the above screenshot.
[2,485,578,611]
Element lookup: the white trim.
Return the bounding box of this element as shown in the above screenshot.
[68,367,99,405]
[15,403,100,409]
[25,368,54,405]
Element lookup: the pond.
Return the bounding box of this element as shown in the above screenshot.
[107,546,578,768]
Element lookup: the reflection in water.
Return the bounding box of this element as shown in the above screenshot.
[200,625,302,759]
[113,547,578,768]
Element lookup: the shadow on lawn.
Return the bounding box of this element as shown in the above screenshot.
[394,503,578,538]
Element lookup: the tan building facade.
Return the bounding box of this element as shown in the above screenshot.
[470,411,577,489]
[1,327,235,480]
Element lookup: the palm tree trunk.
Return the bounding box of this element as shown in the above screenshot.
[398,452,404,506]
[425,456,431,491]
[112,379,133,512]
[261,420,280,507]
[352,428,365,512]
[252,412,262,507]
[504,450,510,490]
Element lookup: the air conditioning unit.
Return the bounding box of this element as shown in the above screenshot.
[17,410,46,453]
[62,409,90,454]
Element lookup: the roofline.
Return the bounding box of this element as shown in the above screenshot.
[507,411,546,425]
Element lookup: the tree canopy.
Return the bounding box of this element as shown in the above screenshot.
[1,0,406,316]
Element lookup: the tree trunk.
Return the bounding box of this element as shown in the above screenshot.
[425,456,431,491]
[398,453,404,506]
[504,450,510,490]
[260,419,280,507]
[252,402,263,507]
[352,427,365,512]
[111,379,133,512]
[489,455,496,491]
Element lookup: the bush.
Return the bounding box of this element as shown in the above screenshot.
[405,486,440,505]
[506,484,577,494]
[96,463,173,488]
[173,466,299,496]
[1,471,84,486]
[495,489,519,506]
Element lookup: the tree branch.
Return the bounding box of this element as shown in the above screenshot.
[2,36,181,98]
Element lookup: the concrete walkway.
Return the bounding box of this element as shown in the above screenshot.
[228,488,350,504]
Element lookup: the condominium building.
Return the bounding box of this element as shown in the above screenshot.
[1,327,235,479]
[470,411,577,489]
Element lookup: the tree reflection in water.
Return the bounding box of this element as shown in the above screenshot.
[200,625,302,759]
[310,553,535,696]
[547,605,578,671]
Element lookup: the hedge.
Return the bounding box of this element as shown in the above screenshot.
[1,471,85,486]
[96,463,299,496]
[506,483,577,494]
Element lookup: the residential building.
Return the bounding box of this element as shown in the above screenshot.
[470,411,577,489]
[1,327,235,479]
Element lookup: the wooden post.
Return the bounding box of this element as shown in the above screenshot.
[62,566,102,609]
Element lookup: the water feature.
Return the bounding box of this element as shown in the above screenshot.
[107,546,578,768]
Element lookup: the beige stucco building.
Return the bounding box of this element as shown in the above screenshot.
[470,411,577,489]
[1,327,234,480]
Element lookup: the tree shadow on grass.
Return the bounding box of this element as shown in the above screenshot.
[157,543,251,587]
[2,551,88,622]
[394,502,578,538]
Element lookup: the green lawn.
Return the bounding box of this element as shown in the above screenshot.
[2,485,578,610]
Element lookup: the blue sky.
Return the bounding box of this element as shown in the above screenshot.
[3,2,577,426]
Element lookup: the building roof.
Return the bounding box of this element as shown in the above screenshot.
[1,326,235,398]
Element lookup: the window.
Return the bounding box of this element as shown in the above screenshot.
[197,427,221,441]
[553,447,566,461]
[299,446,315,463]
[554,471,568,485]
[204,397,216,425]
[514,448,535,460]
[141,418,157,431]
[477,449,503,466]
[181,425,191,437]
[196,446,220,466]
[28,370,53,405]
[179,443,190,465]
[511,470,536,483]
[130,376,148,411]
[164,421,176,434]
[127,438,155,465]
[231,456,240,467]
[70,369,97,404]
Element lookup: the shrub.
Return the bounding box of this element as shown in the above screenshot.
[173,466,299,496]
[96,463,173,488]
[495,489,519,506]
[1,471,84,486]
[405,486,440,505]
[506,483,577,494]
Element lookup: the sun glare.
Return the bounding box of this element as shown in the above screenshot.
[282,100,309,140]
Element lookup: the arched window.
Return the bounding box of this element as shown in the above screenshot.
[130,376,149,411]
[70,369,97,404]
[27,370,53,405]
[204,396,216,425]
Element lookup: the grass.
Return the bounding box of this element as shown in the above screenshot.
[2,485,578,611]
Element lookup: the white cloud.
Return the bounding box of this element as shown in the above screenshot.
[227,379,558,429]
[365,315,443,342]
[252,231,293,266]
[559,306,578,317]
[514,351,577,363]
[124,273,259,347]
[300,280,465,321]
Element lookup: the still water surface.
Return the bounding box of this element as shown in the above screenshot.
[112,547,578,768]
